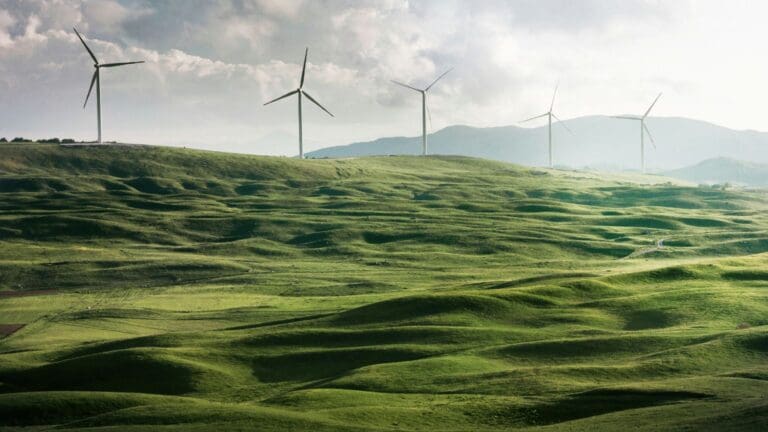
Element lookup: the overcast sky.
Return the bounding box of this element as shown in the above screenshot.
[1,0,767,155]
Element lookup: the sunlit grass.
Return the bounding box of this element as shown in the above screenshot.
[1,143,767,431]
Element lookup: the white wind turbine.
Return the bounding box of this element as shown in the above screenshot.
[520,84,573,168]
[74,28,144,144]
[263,48,333,159]
[391,69,453,156]
[613,93,662,173]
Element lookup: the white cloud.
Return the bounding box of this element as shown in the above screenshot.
[252,0,304,19]
[1,0,768,157]
[23,14,46,41]
[161,49,239,77]
[0,9,15,47]
[81,0,153,33]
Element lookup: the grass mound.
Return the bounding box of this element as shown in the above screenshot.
[124,177,186,195]
[523,388,713,425]
[0,391,191,426]
[602,216,681,230]
[3,349,214,394]
[2,215,154,242]
[332,294,516,326]
[623,309,683,330]
[0,176,71,193]
[494,335,692,361]
[252,346,435,382]
[722,270,768,281]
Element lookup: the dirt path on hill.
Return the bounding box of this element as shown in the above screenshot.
[623,238,666,259]
[0,324,25,338]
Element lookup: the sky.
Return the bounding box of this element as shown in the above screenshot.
[1,0,768,156]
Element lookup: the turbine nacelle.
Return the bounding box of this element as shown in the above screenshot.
[73,27,144,143]
[519,84,573,168]
[391,69,453,156]
[263,47,334,159]
[612,93,663,172]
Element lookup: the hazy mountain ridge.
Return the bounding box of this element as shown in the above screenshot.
[309,116,768,171]
[665,157,768,186]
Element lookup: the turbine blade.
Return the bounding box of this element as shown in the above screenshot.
[520,112,549,123]
[302,91,334,117]
[101,61,145,67]
[300,47,308,88]
[552,113,574,135]
[263,89,299,106]
[549,82,559,112]
[425,68,452,91]
[612,115,641,120]
[391,80,422,92]
[73,27,98,64]
[643,92,662,118]
[83,70,97,108]
[643,122,656,148]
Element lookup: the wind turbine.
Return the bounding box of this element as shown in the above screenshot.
[520,84,573,168]
[613,93,662,173]
[73,28,144,144]
[391,68,452,156]
[263,48,333,159]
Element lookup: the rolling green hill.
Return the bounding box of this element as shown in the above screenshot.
[1,143,768,431]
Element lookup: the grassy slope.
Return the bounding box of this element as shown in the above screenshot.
[1,143,768,431]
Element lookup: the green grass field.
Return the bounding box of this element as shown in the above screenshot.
[1,143,768,431]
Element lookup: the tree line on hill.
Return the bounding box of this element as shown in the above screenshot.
[0,137,77,143]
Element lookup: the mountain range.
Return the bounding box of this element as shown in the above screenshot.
[308,116,768,172]
[664,157,768,187]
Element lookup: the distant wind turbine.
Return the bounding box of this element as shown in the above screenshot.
[613,93,662,173]
[73,27,144,144]
[391,69,453,156]
[520,84,573,168]
[263,48,333,159]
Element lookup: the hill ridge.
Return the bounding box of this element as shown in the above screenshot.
[308,115,768,171]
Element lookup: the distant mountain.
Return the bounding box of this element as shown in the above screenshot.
[307,116,768,171]
[665,157,768,186]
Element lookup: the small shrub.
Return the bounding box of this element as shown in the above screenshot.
[736,322,751,330]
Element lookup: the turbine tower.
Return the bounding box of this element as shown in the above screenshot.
[263,48,333,159]
[391,69,452,156]
[613,93,662,173]
[74,28,144,144]
[520,84,573,168]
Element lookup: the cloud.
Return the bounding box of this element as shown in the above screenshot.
[499,0,682,32]
[81,0,153,34]
[0,8,15,47]
[252,0,304,19]
[2,0,766,158]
